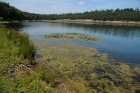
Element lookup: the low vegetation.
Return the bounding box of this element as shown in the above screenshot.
[1,26,35,63]
[1,25,140,92]
[0,26,56,93]
[44,33,102,42]
[34,38,140,93]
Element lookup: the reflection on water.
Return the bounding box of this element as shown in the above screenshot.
[61,23,140,39]
[2,22,140,64]
[1,22,24,30]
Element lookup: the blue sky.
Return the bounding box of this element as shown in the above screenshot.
[2,0,140,14]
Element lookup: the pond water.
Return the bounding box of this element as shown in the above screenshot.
[3,22,140,64]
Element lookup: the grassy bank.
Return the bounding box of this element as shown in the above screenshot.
[0,26,56,93]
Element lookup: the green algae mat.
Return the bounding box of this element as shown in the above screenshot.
[44,33,102,42]
[33,36,140,93]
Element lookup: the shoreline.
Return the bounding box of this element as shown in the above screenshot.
[32,36,140,93]
[1,20,140,27]
[0,21,20,23]
[41,19,140,27]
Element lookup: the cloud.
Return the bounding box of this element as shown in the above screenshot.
[78,1,84,5]
[3,0,140,14]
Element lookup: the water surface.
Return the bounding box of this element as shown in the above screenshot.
[2,22,140,64]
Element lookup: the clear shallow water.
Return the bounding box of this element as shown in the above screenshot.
[3,22,140,64]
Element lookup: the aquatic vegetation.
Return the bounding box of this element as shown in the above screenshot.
[33,38,140,93]
[44,33,102,42]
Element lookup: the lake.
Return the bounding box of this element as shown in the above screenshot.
[3,22,140,64]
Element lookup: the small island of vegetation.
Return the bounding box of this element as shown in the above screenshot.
[44,33,102,42]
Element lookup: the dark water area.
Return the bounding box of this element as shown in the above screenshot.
[2,22,140,64]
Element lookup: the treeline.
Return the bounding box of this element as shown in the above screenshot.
[0,1,140,21]
[0,2,23,20]
[44,8,140,21]
[0,2,43,21]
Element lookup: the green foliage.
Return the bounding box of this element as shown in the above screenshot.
[44,33,102,42]
[44,72,55,87]
[37,65,55,87]
[0,71,53,93]
[0,1,140,21]
[0,26,56,93]
[43,8,140,21]
[0,2,24,21]
[0,26,35,63]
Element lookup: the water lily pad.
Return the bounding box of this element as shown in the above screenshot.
[44,33,102,42]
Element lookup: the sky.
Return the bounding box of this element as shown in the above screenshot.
[1,0,140,14]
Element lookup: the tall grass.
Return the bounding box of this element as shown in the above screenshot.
[0,26,56,93]
[1,26,35,64]
[37,65,55,87]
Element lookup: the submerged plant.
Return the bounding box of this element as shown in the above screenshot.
[34,39,140,93]
[44,33,102,42]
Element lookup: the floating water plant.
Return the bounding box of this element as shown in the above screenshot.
[44,33,102,42]
[33,40,140,93]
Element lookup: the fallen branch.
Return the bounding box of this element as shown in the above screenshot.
[22,64,31,71]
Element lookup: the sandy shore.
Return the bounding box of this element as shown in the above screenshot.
[0,21,19,24]
[1,20,140,27]
[40,19,140,27]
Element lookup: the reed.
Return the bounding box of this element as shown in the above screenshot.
[37,65,55,87]
[0,26,35,64]
[0,26,56,93]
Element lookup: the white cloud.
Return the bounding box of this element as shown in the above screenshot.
[78,1,84,5]
[3,0,140,14]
